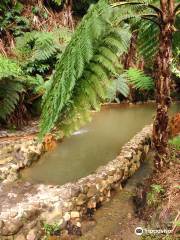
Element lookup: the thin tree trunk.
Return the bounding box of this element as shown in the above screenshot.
[123,32,138,102]
[63,0,74,30]
[153,0,175,169]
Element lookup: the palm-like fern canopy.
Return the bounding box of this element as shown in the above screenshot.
[39,0,180,139]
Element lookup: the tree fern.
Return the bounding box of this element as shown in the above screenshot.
[39,0,133,138]
[106,68,154,102]
[0,55,25,120]
[48,26,132,136]
[106,74,130,102]
[137,20,159,63]
[39,0,159,138]
[125,68,154,90]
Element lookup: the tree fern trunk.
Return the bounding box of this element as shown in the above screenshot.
[153,0,175,169]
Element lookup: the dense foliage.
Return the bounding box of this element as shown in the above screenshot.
[39,0,135,137]
[0,0,179,148]
[0,27,72,123]
[40,0,166,138]
[0,55,25,120]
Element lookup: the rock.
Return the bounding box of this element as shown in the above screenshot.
[63,202,73,211]
[15,233,26,240]
[107,176,114,184]
[10,211,18,218]
[24,220,37,232]
[76,222,81,228]
[26,228,38,240]
[59,218,67,229]
[87,198,96,209]
[81,185,89,194]
[107,190,111,198]
[1,219,23,235]
[87,185,98,198]
[41,210,63,224]
[144,145,149,154]
[76,194,86,205]
[6,173,18,182]
[70,211,80,219]
[63,212,70,222]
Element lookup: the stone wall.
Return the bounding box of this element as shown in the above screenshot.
[0,125,153,239]
[0,138,43,183]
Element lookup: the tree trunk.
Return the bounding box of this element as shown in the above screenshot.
[63,0,74,30]
[123,32,139,102]
[153,0,175,169]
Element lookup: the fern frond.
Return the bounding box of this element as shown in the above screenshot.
[137,21,159,63]
[0,55,25,119]
[106,67,154,102]
[45,24,131,136]
[39,0,113,138]
[39,0,134,138]
[106,74,130,102]
[126,68,154,90]
[15,28,72,74]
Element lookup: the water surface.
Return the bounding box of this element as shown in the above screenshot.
[21,103,179,185]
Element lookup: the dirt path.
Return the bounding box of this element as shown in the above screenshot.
[76,158,153,240]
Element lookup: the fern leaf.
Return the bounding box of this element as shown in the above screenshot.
[39,0,133,138]
[126,68,154,90]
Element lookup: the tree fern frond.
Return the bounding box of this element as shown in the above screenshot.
[106,74,130,102]
[39,0,134,138]
[39,0,114,138]
[126,68,154,90]
[137,20,159,63]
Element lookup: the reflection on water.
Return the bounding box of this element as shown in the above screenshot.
[21,103,179,185]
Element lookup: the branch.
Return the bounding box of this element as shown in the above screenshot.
[175,9,180,16]
[111,1,163,18]
[174,3,180,14]
[141,15,162,29]
[141,14,158,18]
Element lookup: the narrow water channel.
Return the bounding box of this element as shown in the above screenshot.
[79,154,153,240]
[21,103,179,185]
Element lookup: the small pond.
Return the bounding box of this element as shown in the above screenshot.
[21,103,180,185]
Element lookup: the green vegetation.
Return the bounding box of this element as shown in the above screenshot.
[0,26,72,123]
[0,0,179,169]
[147,184,164,206]
[169,136,180,150]
[16,28,72,75]
[141,235,175,240]
[106,68,154,102]
[40,0,160,138]
[43,222,60,239]
[0,55,25,120]
[40,0,134,137]
[38,0,179,169]
[0,1,180,239]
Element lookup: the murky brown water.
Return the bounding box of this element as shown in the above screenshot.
[21,103,180,185]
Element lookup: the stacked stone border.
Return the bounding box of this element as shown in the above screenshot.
[0,138,43,183]
[0,125,152,239]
